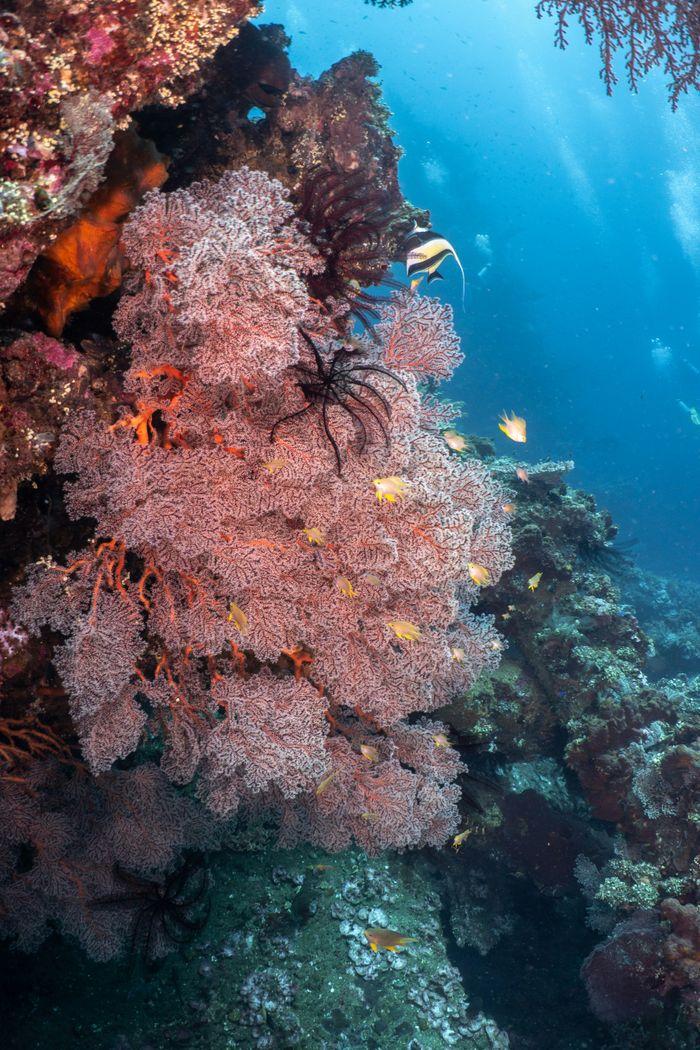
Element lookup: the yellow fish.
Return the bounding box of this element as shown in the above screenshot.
[453,829,472,851]
[468,562,491,587]
[360,744,379,762]
[388,619,421,641]
[443,429,471,454]
[528,572,542,592]
[433,732,452,748]
[336,576,357,598]
[227,601,248,634]
[363,927,417,953]
[316,771,337,797]
[499,411,527,443]
[502,502,516,514]
[450,646,466,663]
[262,458,285,474]
[303,526,325,546]
[515,467,530,483]
[373,476,410,503]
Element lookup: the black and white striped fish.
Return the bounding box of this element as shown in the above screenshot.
[405,223,466,305]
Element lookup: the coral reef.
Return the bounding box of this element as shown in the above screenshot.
[0,0,259,302]
[2,841,509,1049]
[11,165,512,858]
[437,455,699,1035]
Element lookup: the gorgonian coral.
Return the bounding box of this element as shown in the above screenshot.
[13,167,513,854]
[537,0,700,106]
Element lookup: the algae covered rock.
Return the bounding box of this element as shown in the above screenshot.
[201,844,509,1049]
[3,840,509,1050]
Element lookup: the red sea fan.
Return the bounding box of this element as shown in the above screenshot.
[537,0,700,106]
[13,168,513,853]
[116,167,323,388]
[376,289,464,380]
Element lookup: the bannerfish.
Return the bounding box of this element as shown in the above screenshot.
[405,223,466,305]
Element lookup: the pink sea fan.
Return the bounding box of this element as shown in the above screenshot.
[116,168,323,387]
[13,167,513,854]
[0,761,215,960]
[199,672,329,816]
[376,289,464,379]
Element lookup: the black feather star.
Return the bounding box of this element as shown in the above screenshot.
[297,168,400,333]
[90,852,211,964]
[271,329,406,473]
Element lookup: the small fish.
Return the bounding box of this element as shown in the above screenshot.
[468,562,491,587]
[303,526,325,546]
[227,601,249,634]
[450,645,466,663]
[361,811,379,823]
[363,927,417,953]
[262,457,285,473]
[373,476,411,503]
[490,638,505,651]
[453,829,472,851]
[261,459,285,476]
[388,619,421,641]
[502,502,516,514]
[528,572,542,592]
[515,467,530,484]
[433,732,452,748]
[316,770,337,796]
[443,429,471,454]
[360,744,379,762]
[336,576,357,598]
[364,573,382,586]
[405,223,466,305]
[498,411,527,443]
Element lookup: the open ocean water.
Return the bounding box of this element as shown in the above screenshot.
[271,0,700,583]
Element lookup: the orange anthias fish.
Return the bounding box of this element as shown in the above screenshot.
[373,476,411,503]
[303,526,325,546]
[499,411,527,443]
[502,502,516,514]
[360,744,380,762]
[528,572,543,592]
[433,732,452,748]
[336,576,357,598]
[387,619,421,641]
[363,927,417,953]
[468,562,491,587]
[443,429,471,454]
[515,467,530,483]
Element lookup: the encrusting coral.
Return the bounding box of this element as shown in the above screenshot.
[437,455,699,1034]
[0,0,260,303]
[11,167,512,868]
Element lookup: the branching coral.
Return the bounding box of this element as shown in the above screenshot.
[13,167,513,856]
[537,0,700,106]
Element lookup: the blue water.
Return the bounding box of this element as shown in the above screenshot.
[267,0,700,581]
